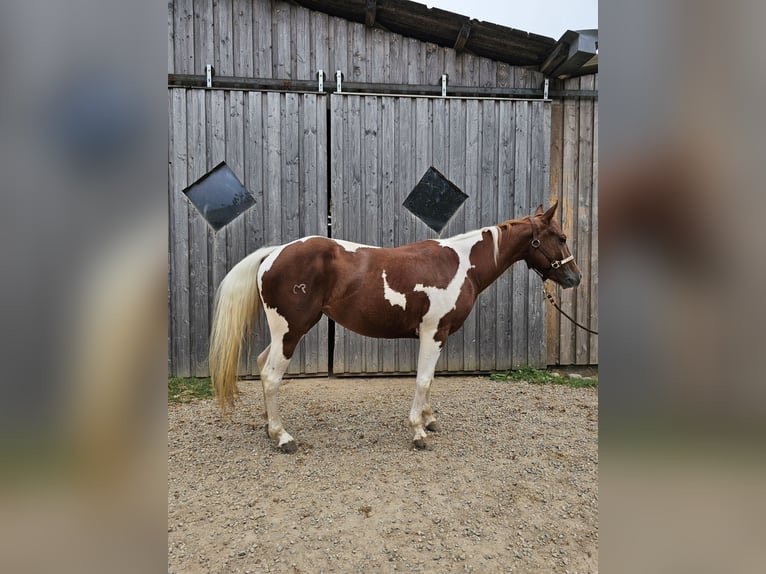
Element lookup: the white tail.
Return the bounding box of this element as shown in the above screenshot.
[209,246,277,412]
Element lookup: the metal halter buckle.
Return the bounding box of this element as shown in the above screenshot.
[531,239,541,248]
[551,261,561,269]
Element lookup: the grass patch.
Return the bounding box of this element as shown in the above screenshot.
[490,367,597,388]
[169,377,213,403]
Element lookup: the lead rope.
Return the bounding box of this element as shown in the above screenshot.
[542,281,599,336]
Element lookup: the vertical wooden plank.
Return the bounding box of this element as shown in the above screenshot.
[264,92,283,247]
[346,95,363,372]
[171,89,191,376]
[186,89,209,377]
[295,5,311,80]
[232,0,253,77]
[226,91,247,307]
[168,90,176,375]
[527,101,550,368]
[329,17,348,80]
[193,0,214,75]
[244,91,266,375]
[407,38,423,84]
[495,101,514,371]
[273,0,291,78]
[496,62,511,88]
[443,48,458,86]
[462,98,480,371]
[589,76,599,365]
[379,96,397,372]
[575,75,594,365]
[209,89,228,302]
[478,57,496,88]
[168,1,175,73]
[362,96,380,372]
[424,43,443,85]
[446,98,466,372]
[253,0,273,77]
[174,0,194,74]
[559,77,579,364]
[311,11,329,81]
[478,100,498,371]
[388,33,404,84]
[396,97,415,372]
[315,94,330,373]
[349,22,366,81]
[461,54,479,87]
[214,0,234,76]
[511,101,530,368]
[546,101,564,365]
[330,95,345,372]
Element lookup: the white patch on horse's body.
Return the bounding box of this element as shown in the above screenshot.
[332,238,378,253]
[415,231,487,331]
[381,270,407,310]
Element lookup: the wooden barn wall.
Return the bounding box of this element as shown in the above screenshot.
[331,95,551,374]
[547,74,598,366]
[168,0,543,89]
[168,88,328,377]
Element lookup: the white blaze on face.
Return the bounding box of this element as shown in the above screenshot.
[381,270,407,310]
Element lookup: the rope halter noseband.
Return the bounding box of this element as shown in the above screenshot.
[527,217,574,279]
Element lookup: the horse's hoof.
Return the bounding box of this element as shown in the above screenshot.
[264,424,270,438]
[278,440,298,454]
[413,439,430,450]
[426,421,442,433]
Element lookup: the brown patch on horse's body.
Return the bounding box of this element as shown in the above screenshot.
[261,237,463,348]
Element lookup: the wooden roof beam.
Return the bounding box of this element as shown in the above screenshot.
[454,21,471,52]
[365,0,377,27]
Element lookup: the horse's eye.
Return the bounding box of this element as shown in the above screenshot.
[559,236,567,244]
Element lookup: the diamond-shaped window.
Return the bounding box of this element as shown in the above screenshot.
[182,162,255,231]
[402,167,468,233]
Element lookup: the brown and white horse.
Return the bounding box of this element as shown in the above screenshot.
[209,201,581,452]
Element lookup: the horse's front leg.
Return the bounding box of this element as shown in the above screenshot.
[409,332,444,449]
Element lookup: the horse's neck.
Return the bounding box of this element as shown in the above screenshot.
[470,221,531,292]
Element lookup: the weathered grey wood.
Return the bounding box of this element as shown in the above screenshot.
[253,0,273,77]
[168,1,175,73]
[295,5,311,80]
[575,74,595,365]
[559,77,579,365]
[168,0,598,375]
[589,75,599,365]
[193,0,214,75]
[511,101,530,367]
[478,101,498,371]
[329,95,346,373]
[528,101,550,368]
[495,101,514,369]
[546,101,563,365]
[233,0,253,77]
[187,89,210,376]
[214,0,234,76]
[273,1,291,79]
[174,0,194,74]
[171,89,191,376]
[310,11,329,77]
[168,91,176,374]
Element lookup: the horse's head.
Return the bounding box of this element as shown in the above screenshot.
[525,201,581,288]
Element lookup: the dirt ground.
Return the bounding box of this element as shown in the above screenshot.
[168,376,598,573]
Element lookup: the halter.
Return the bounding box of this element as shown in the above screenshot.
[526,217,574,279]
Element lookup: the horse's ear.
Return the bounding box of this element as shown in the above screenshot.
[541,200,559,223]
[534,204,544,215]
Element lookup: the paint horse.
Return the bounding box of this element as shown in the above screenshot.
[209,201,581,452]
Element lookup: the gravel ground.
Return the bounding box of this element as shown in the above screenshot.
[168,376,598,573]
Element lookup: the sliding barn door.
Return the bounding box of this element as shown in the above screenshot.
[330,94,551,374]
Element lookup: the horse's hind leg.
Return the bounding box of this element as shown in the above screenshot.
[259,343,295,453]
